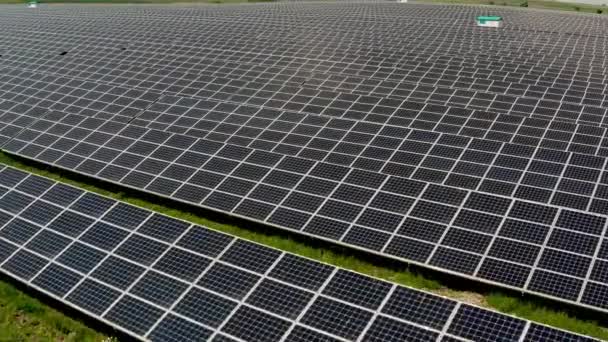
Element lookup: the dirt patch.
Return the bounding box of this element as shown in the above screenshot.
[435,288,487,307]
[14,311,28,325]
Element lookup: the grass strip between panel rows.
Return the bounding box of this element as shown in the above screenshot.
[0,280,110,341]
[0,151,607,340]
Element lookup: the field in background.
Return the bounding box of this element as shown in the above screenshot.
[418,0,608,13]
[0,0,606,12]
[530,0,607,13]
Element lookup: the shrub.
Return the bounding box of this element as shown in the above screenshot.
[597,9,603,13]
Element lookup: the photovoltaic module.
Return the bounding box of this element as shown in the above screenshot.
[0,3,607,339]
[0,165,598,341]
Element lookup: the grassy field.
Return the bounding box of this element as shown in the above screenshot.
[417,0,608,13]
[0,0,606,15]
[0,280,109,341]
[0,0,607,13]
[529,0,607,13]
[1,151,608,340]
[0,0,606,13]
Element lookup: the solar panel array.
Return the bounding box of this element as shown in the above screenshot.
[1,2,608,319]
[0,165,598,341]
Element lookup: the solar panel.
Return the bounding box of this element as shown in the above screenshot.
[6,106,608,313]
[0,1,608,318]
[0,100,48,145]
[0,164,598,341]
[0,69,162,123]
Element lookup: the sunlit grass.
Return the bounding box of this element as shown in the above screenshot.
[0,280,108,341]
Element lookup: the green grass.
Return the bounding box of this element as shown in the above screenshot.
[0,0,604,13]
[527,0,606,13]
[416,0,608,14]
[0,0,604,14]
[0,279,109,341]
[1,151,608,340]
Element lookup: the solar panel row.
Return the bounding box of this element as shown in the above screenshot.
[4,68,608,160]
[3,42,608,127]
[0,165,597,341]
[5,107,608,313]
[1,8,607,105]
[4,42,608,112]
[1,24,607,117]
[0,2,607,319]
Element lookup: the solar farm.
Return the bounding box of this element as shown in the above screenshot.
[0,2,608,341]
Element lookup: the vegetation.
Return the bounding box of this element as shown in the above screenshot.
[1,151,608,339]
[416,0,607,13]
[0,0,605,14]
[528,0,607,13]
[0,280,108,341]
